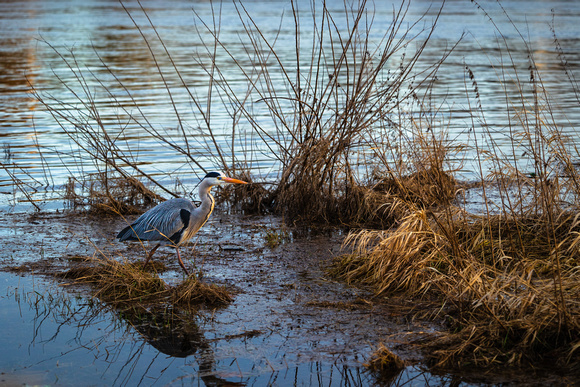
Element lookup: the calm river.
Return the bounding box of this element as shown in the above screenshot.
[1,0,579,211]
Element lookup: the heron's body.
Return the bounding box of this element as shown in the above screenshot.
[117,171,246,275]
[117,197,212,247]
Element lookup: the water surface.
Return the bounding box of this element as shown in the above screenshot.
[1,0,579,210]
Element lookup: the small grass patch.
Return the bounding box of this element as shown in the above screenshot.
[59,256,167,307]
[65,172,164,215]
[365,343,407,372]
[264,229,290,249]
[172,276,232,307]
[58,255,233,311]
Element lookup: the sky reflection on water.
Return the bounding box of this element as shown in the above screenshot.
[0,0,579,211]
[0,271,467,386]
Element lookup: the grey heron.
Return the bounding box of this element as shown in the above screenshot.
[117,171,248,275]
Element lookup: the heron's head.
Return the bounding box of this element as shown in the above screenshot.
[203,171,248,187]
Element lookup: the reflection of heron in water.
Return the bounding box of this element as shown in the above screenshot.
[117,171,248,275]
[134,309,204,358]
[128,308,245,386]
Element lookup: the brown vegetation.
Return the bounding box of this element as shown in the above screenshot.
[330,4,580,373]
[64,172,163,215]
[365,344,407,383]
[59,255,233,310]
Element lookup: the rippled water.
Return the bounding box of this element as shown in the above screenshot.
[1,0,579,211]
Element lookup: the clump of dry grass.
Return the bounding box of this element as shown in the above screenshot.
[59,255,233,310]
[330,208,451,295]
[365,344,407,377]
[373,168,457,210]
[172,276,232,306]
[343,118,459,228]
[423,213,580,369]
[332,208,580,369]
[60,256,167,307]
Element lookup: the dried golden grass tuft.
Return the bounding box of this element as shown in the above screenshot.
[61,256,166,307]
[365,343,407,373]
[374,167,457,209]
[60,255,233,310]
[332,208,580,369]
[331,208,457,296]
[172,276,233,307]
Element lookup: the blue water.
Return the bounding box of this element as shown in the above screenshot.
[1,0,579,211]
[0,271,473,386]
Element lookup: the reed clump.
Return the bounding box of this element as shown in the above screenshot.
[330,208,448,295]
[64,172,163,215]
[374,168,457,209]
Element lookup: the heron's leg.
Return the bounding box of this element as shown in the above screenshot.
[143,243,160,267]
[175,247,190,276]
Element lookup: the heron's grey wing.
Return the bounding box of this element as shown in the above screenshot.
[117,198,195,242]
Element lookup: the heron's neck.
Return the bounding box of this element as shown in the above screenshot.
[198,181,215,215]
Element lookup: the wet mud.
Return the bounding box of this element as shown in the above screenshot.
[0,210,573,385]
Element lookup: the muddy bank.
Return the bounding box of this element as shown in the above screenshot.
[0,210,574,385]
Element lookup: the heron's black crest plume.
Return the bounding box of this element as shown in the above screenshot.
[189,171,221,199]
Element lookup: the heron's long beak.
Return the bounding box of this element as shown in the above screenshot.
[223,176,248,184]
